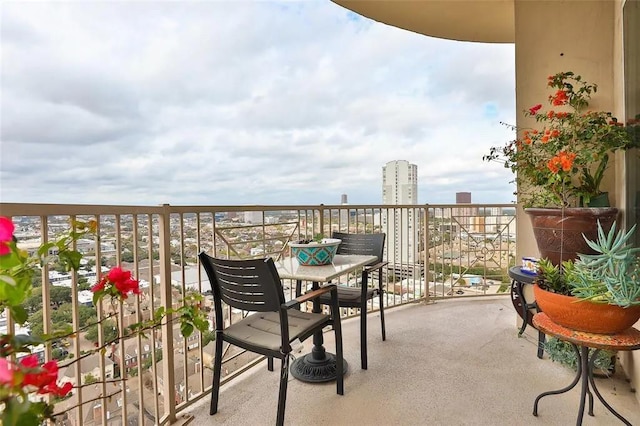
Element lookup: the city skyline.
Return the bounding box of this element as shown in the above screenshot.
[1,1,516,206]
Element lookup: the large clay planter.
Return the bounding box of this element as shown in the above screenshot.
[525,207,618,265]
[533,284,640,334]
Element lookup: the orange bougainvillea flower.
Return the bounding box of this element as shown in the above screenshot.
[550,89,569,106]
[541,135,550,143]
[547,151,577,173]
[524,137,532,145]
[560,151,577,171]
[551,129,560,138]
[547,110,555,118]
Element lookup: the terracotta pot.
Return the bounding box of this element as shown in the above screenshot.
[533,284,640,334]
[525,207,618,265]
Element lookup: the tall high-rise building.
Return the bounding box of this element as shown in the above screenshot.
[382,161,418,205]
[340,194,349,228]
[382,160,418,267]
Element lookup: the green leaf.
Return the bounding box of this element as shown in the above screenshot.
[0,251,22,269]
[154,306,166,321]
[10,305,28,325]
[180,322,194,338]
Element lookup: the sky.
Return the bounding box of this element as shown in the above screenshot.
[0,1,516,206]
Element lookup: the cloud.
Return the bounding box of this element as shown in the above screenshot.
[0,0,516,206]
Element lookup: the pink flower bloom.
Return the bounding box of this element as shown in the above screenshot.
[40,380,73,397]
[529,104,542,115]
[0,357,14,385]
[19,354,40,369]
[91,278,106,293]
[93,266,141,300]
[0,216,15,255]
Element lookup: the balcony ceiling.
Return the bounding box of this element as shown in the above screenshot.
[332,0,515,43]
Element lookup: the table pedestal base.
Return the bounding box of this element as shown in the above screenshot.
[290,352,348,383]
[533,345,632,425]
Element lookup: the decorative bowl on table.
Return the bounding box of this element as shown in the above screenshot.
[288,238,341,266]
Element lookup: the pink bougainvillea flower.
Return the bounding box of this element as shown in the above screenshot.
[106,267,132,283]
[0,216,15,255]
[0,357,14,385]
[91,279,106,293]
[93,266,140,299]
[40,380,73,397]
[19,354,40,369]
[23,360,59,390]
[529,104,542,115]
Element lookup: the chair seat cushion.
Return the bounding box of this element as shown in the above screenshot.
[225,309,329,351]
[317,285,377,306]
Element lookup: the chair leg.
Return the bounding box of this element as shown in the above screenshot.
[210,336,224,415]
[360,304,368,370]
[334,307,344,395]
[268,356,274,371]
[379,274,386,341]
[276,356,289,426]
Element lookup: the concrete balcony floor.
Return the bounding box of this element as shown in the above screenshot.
[184,297,640,425]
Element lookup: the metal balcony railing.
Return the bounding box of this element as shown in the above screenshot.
[0,202,516,425]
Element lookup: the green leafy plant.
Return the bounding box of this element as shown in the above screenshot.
[544,337,615,373]
[484,71,638,208]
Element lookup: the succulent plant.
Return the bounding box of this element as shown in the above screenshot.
[567,221,640,307]
[535,220,640,307]
[535,258,573,295]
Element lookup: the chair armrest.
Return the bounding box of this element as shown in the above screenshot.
[284,284,337,309]
[364,261,388,273]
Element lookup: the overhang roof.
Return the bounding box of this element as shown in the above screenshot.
[331,0,515,43]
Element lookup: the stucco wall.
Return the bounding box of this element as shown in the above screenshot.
[515,0,638,403]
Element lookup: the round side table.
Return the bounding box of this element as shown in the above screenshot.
[509,266,545,358]
[532,312,640,425]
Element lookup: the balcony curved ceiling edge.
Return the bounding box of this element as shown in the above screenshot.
[331,0,515,44]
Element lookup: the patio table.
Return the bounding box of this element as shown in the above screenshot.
[274,254,377,382]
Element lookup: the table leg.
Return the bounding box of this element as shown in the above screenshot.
[510,279,529,336]
[290,281,349,382]
[533,344,583,416]
[577,346,591,425]
[586,349,633,425]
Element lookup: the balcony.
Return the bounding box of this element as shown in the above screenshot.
[1,202,638,425]
[183,296,640,425]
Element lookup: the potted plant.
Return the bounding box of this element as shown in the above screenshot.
[533,221,640,335]
[288,234,342,266]
[484,71,638,264]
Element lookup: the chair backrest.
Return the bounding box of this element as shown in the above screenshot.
[199,253,284,314]
[331,232,385,263]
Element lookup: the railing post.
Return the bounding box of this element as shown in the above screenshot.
[423,205,430,303]
[318,204,325,236]
[158,204,177,423]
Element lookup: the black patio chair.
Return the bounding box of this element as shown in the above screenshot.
[199,252,344,426]
[298,232,387,369]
